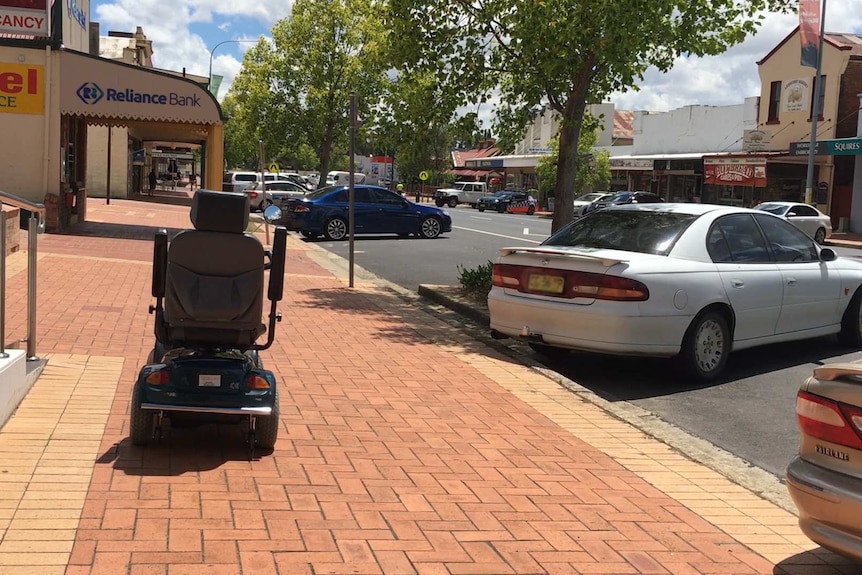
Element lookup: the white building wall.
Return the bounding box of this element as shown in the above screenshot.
[86,126,131,198]
[513,103,618,155]
[633,100,757,155]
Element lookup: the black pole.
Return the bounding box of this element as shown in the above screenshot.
[349,93,356,288]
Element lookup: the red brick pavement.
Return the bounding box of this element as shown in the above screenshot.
[0,199,829,574]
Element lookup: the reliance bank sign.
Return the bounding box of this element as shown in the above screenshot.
[76,82,201,107]
[60,51,219,124]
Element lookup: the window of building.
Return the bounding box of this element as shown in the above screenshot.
[810,75,826,120]
[767,81,781,123]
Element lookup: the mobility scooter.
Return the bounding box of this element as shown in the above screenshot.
[129,190,287,458]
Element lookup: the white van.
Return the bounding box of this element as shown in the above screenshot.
[223,171,259,193]
[326,171,366,186]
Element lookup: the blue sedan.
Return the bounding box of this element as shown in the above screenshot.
[277,185,453,240]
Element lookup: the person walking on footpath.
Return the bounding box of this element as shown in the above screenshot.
[148,169,157,195]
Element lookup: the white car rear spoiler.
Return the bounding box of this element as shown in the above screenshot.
[498,246,628,267]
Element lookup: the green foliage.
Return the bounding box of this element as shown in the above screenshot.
[457,261,494,299]
[535,118,611,200]
[226,0,388,184]
[388,0,793,231]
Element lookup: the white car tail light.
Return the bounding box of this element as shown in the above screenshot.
[796,390,862,449]
[491,264,648,301]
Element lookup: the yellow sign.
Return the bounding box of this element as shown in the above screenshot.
[268,162,280,173]
[0,63,43,115]
[419,170,429,181]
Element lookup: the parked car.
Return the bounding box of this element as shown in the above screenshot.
[244,180,308,211]
[275,185,452,240]
[434,181,489,208]
[574,192,614,216]
[223,171,259,193]
[754,201,832,244]
[786,363,862,563]
[582,190,664,214]
[488,203,862,380]
[477,190,536,214]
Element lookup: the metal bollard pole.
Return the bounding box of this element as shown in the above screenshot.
[0,213,7,359]
[26,212,37,360]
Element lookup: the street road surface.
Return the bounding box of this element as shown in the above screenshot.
[311,206,862,478]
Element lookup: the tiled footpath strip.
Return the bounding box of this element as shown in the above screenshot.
[0,354,122,574]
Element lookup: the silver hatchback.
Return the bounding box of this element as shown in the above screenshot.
[786,363,862,562]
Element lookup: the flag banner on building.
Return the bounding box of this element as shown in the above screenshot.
[209,75,223,97]
[704,158,767,188]
[0,0,49,36]
[799,0,821,68]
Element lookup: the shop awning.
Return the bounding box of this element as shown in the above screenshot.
[59,49,222,125]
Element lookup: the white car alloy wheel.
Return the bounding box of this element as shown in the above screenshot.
[420,217,442,238]
[324,217,348,241]
[681,311,729,380]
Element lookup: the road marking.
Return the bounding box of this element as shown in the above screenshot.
[452,225,543,244]
[470,216,493,221]
[523,227,529,235]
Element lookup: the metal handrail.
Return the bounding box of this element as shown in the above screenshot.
[0,190,44,361]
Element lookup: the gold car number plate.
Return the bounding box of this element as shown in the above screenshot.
[527,273,564,294]
[198,374,221,387]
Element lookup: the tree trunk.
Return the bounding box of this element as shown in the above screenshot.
[551,92,589,234]
[317,120,336,188]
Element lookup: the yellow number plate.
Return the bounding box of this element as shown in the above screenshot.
[527,274,564,294]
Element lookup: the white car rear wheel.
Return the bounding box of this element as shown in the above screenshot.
[814,227,826,244]
[680,311,729,381]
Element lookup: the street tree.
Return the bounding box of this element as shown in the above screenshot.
[536,117,610,204]
[228,0,388,185]
[388,0,792,232]
[372,69,458,186]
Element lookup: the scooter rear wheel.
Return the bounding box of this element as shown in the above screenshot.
[255,387,280,450]
[130,381,153,446]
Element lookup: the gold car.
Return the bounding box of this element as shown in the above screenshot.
[786,363,862,562]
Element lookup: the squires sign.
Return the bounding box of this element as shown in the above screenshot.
[0,0,49,37]
[704,159,767,188]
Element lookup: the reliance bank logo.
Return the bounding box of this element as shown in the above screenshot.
[75,82,201,108]
[76,82,103,105]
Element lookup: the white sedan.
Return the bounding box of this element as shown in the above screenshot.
[488,203,862,380]
[573,192,614,216]
[244,181,308,211]
[754,201,832,244]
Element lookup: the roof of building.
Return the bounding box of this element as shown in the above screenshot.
[614,110,634,140]
[451,142,501,168]
[757,26,862,65]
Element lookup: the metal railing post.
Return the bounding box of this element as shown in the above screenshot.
[26,212,37,360]
[0,215,7,359]
[0,191,44,361]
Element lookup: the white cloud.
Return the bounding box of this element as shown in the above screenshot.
[611,4,862,112]
[93,0,862,115]
[94,0,284,98]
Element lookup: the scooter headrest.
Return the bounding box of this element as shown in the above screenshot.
[190,190,250,234]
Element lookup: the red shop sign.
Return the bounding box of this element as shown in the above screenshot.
[704,161,767,187]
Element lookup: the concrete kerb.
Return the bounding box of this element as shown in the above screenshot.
[296,235,798,515]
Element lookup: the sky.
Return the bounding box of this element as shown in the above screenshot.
[91,0,862,124]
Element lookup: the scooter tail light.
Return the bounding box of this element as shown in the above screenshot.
[293,204,310,213]
[797,391,862,449]
[248,191,258,199]
[246,374,271,390]
[145,369,170,386]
